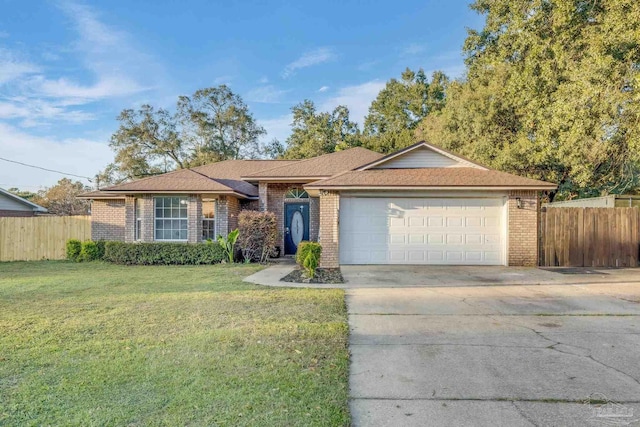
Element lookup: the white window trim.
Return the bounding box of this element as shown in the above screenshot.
[153,196,189,242]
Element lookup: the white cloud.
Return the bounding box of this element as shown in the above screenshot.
[34,75,146,99]
[0,98,95,126]
[258,114,292,143]
[317,86,329,93]
[282,47,336,78]
[320,80,385,125]
[401,43,428,56]
[246,85,290,104]
[0,49,40,85]
[258,76,269,84]
[0,2,164,128]
[0,123,111,188]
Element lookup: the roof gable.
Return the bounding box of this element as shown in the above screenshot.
[358,141,487,171]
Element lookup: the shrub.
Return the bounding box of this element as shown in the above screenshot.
[66,239,82,261]
[217,229,239,263]
[78,241,101,262]
[237,211,277,263]
[95,240,106,260]
[103,241,225,265]
[296,241,322,278]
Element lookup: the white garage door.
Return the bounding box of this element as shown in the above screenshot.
[339,197,506,265]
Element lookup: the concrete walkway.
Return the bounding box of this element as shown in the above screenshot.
[244,264,640,289]
[348,283,640,426]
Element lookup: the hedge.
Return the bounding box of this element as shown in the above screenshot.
[103,241,225,265]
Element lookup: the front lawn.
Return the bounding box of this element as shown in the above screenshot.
[0,262,349,426]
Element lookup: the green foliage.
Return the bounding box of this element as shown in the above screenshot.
[0,262,349,426]
[95,240,106,260]
[303,251,320,279]
[78,241,101,262]
[103,241,225,265]
[283,100,361,159]
[66,239,82,261]
[217,229,239,263]
[419,0,640,200]
[237,211,277,263]
[99,85,265,184]
[296,241,322,278]
[364,68,449,153]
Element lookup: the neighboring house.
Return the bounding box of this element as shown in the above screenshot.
[81,141,556,267]
[544,194,640,208]
[0,188,48,217]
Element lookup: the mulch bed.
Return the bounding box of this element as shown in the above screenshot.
[281,268,345,284]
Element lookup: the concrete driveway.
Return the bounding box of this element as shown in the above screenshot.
[348,282,640,426]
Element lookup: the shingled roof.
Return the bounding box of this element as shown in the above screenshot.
[305,168,557,190]
[242,147,384,180]
[88,159,297,198]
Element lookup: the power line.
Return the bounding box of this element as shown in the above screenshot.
[0,156,93,182]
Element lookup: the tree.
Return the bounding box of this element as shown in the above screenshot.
[7,188,38,201]
[364,68,449,153]
[177,86,266,164]
[99,85,265,184]
[418,0,640,200]
[32,178,91,216]
[283,100,361,159]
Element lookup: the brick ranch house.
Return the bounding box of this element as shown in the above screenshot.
[81,141,556,267]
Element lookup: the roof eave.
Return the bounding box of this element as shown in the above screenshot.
[81,190,258,200]
[303,185,558,191]
[240,176,330,183]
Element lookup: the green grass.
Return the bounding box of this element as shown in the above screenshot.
[0,261,349,426]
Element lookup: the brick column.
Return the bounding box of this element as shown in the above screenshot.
[188,194,202,243]
[319,191,340,268]
[141,195,155,242]
[216,196,229,238]
[124,196,135,243]
[508,190,539,266]
[259,182,268,211]
[309,197,320,241]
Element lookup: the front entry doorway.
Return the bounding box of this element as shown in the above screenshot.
[284,203,309,255]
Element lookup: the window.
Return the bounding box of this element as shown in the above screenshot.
[285,188,309,199]
[154,197,188,241]
[202,200,215,241]
[134,199,141,241]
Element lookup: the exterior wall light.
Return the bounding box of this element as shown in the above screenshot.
[516,197,523,209]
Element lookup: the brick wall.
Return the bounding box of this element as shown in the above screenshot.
[309,197,319,241]
[91,199,126,241]
[217,197,229,238]
[318,191,340,268]
[124,196,135,242]
[227,196,240,233]
[508,190,539,266]
[0,210,36,217]
[187,195,203,243]
[259,182,268,211]
[264,183,319,254]
[140,196,155,242]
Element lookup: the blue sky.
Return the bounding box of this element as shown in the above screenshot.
[0,0,484,189]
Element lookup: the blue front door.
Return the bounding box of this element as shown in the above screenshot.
[284,203,309,255]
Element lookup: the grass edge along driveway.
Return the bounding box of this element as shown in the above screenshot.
[0,261,349,426]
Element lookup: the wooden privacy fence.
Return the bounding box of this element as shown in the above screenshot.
[0,216,91,262]
[540,207,640,267]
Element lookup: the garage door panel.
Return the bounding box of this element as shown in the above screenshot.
[340,197,505,265]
